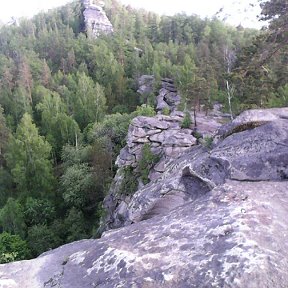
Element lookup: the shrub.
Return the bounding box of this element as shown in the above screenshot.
[181,112,192,128]
[162,107,170,116]
[0,232,30,263]
[138,144,160,185]
[119,166,138,195]
[131,104,156,117]
[203,136,213,149]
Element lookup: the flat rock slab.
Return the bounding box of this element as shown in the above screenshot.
[1,181,288,288]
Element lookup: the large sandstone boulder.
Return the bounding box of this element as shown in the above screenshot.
[216,107,288,140]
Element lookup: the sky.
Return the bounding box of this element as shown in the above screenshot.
[0,0,263,28]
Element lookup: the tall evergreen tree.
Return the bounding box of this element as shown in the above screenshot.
[5,113,54,197]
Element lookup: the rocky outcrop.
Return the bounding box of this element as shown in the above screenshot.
[102,105,229,231]
[137,76,181,113]
[103,112,197,230]
[216,107,288,140]
[156,78,180,113]
[0,108,287,287]
[137,75,154,95]
[82,0,113,38]
[117,112,196,167]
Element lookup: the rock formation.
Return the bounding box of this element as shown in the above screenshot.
[82,0,113,38]
[137,75,154,96]
[156,78,181,113]
[0,108,287,287]
[137,76,181,113]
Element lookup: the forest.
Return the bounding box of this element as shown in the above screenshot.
[0,0,287,262]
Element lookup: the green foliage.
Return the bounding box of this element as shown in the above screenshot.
[131,104,156,118]
[138,144,160,185]
[0,105,9,156]
[60,163,95,209]
[0,232,30,263]
[36,86,81,160]
[181,112,192,128]
[119,167,138,195]
[162,107,170,116]
[61,144,92,168]
[203,136,214,149]
[73,72,107,130]
[23,197,56,226]
[5,113,54,197]
[27,224,61,257]
[63,208,89,242]
[0,198,26,238]
[0,168,13,207]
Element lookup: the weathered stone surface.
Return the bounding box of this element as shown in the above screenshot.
[1,180,288,288]
[155,81,180,113]
[132,116,170,130]
[164,92,181,107]
[105,115,288,230]
[153,157,166,173]
[163,146,192,157]
[83,0,113,38]
[216,107,288,140]
[115,147,135,167]
[149,130,177,143]
[137,75,154,95]
[156,94,170,111]
[163,132,196,147]
[212,119,288,181]
[103,105,242,232]
[162,77,174,84]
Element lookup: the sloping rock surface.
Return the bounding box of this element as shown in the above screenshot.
[1,180,288,288]
[0,108,288,287]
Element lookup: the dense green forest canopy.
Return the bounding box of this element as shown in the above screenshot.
[0,0,286,262]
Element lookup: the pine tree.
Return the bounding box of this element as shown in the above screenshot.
[5,113,54,197]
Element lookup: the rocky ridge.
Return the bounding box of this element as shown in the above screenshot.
[0,108,287,287]
[82,0,113,38]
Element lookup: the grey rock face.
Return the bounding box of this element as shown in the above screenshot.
[156,79,181,113]
[216,107,288,140]
[103,109,288,231]
[82,0,113,38]
[105,113,198,231]
[137,75,154,95]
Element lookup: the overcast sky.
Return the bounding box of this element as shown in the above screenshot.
[0,0,263,28]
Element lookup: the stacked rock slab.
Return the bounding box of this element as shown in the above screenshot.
[116,112,196,168]
[156,78,181,113]
[82,0,113,38]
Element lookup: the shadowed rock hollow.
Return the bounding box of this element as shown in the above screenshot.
[0,108,287,288]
